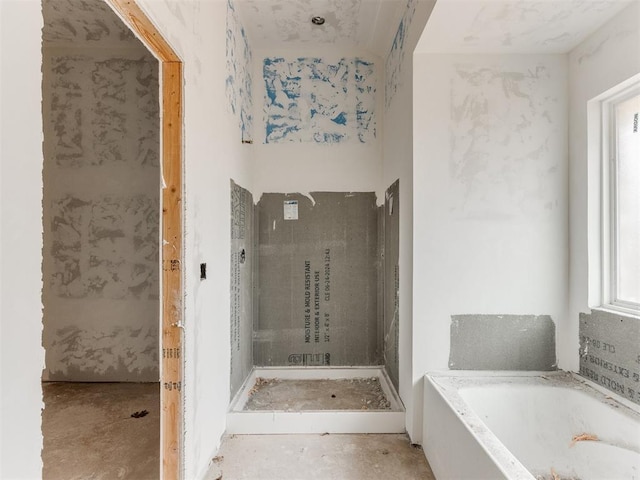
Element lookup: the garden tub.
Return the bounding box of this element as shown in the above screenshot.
[424,371,640,479]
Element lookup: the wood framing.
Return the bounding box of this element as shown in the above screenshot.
[106,2,183,479]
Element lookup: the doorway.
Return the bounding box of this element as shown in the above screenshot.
[41,0,183,478]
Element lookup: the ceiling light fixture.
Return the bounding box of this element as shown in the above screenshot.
[311,16,325,26]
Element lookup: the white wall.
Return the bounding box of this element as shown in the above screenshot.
[134,1,253,478]
[251,48,384,201]
[568,3,640,371]
[412,53,568,442]
[0,1,46,478]
[382,0,435,442]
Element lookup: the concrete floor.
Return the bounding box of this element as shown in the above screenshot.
[42,382,159,480]
[244,378,392,411]
[206,434,436,480]
[42,383,435,480]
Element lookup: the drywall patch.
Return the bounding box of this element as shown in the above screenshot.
[449,63,559,219]
[383,180,400,390]
[579,310,640,405]
[42,22,160,381]
[42,0,137,46]
[263,57,376,144]
[255,192,380,366]
[49,194,159,299]
[46,320,159,381]
[48,54,159,168]
[230,180,254,399]
[226,0,253,140]
[449,314,556,370]
[235,0,361,47]
[385,0,416,109]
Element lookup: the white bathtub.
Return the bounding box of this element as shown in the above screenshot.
[424,372,640,480]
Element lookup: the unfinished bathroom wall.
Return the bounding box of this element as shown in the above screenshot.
[382,0,436,441]
[42,0,160,382]
[579,310,640,405]
[230,180,254,399]
[568,3,640,402]
[0,1,46,477]
[262,56,376,144]
[252,49,383,199]
[384,180,400,390]
[255,192,380,366]
[449,315,556,370]
[134,0,255,476]
[226,0,253,142]
[412,52,568,440]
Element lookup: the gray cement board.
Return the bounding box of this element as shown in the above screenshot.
[230,180,254,400]
[376,205,385,372]
[579,310,640,405]
[255,192,380,367]
[449,314,556,371]
[384,180,400,390]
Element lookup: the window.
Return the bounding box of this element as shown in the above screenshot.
[601,82,640,314]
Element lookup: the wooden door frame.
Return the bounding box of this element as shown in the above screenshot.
[105,2,183,479]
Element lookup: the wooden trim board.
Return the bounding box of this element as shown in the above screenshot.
[105,2,183,479]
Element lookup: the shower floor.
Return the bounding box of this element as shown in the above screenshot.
[227,367,404,434]
[244,377,393,411]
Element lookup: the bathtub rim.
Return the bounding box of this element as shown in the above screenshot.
[427,369,640,413]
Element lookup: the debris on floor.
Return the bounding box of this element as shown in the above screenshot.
[131,410,149,418]
[243,377,393,411]
[248,377,279,397]
[569,432,598,447]
[203,455,223,480]
[210,433,436,480]
[534,468,581,480]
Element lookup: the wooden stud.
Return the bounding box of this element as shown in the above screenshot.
[160,61,183,480]
[105,2,183,479]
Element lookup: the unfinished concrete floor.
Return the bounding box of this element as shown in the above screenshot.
[42,382,159,480]
[206,434,436,480]
[244,378,392,411]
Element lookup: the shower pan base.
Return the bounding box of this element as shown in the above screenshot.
[226,367,405,434]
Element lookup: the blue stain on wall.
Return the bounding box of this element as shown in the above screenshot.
[332,112,347,125]
[226,0,253,141]
[263,57,377,144]
[385,0,416,110]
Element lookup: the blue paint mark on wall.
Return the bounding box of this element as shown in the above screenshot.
[385,0,416,110]
[226,0,253,141]
[263,57,377,144]
[332,112,347,125]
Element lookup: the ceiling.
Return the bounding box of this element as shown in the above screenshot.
[416,0,634,54]
[234,0,408,56]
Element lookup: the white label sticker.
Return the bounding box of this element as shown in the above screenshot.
[284,200,298,220]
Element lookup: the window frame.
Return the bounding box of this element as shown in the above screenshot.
[599,81,640,316]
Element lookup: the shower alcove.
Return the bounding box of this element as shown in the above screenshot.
[228,183,402,434]
[224,0,414,434]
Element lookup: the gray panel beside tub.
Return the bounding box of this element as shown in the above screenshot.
[579,310,640,405]
[449,314,557,371]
